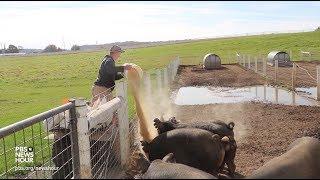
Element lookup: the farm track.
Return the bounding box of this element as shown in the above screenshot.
[171,64,320,177]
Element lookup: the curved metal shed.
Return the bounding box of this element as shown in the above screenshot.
[203,53,222,70]
[267,51,292,67]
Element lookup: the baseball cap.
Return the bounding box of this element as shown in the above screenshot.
[110,45,125,53]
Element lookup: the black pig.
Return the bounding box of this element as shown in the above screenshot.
[141,128,230,176]
[154,117,237,176]
[134,153,217,179]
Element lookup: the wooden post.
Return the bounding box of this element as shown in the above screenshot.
[255,57,258,73]
[169,61,174,81]
[144,72,152,98]
[69,99,80,179]
[275,87,279,103]
[263,57,267,76]
[292,92,296,105]
[274,59,278,83]
[317,66,320,101]
[292,63,297,90]
[116,81,129,166]
[163,67,168,89]
[242,55,245,67]
[157,69,162,93]
[263,85,266,101]
[255,86,258,97]
[75,98,92,179]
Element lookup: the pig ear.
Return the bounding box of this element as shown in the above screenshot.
[227,122,235,130]
[212,134,221,141]
[169,117,178,124]
[134,174,143,179]
[162,153,176,163]
[160,115,164,121]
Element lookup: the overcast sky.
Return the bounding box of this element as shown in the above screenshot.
[0,1,319,49]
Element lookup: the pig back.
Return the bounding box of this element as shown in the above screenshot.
[146,128,226,174]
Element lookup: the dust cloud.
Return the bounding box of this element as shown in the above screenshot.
[126,64,176,142]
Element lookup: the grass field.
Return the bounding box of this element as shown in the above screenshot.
[0,30,320,177]
[1,30,320,128]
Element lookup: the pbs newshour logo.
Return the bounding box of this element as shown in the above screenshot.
[15,146,34,163]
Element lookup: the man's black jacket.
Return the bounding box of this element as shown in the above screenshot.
[94,55,124,90]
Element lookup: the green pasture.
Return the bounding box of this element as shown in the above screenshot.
[0,30,319,177]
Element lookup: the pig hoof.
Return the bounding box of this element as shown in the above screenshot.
[153,118,164,133]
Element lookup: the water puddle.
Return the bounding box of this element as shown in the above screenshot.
[295,87,317,99]
[172,85,319,106]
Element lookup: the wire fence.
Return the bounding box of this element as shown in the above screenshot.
[139,57,180,122]
[237,52,320,101]
[0,57,181,179]
[0,101,76,179]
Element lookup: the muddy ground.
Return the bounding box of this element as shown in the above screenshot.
[173,102,320,177]
[266,61,320,88]
[126,63,320,178]
[173,64,266,88]
[175,62,320,89]
[171,64,320,177]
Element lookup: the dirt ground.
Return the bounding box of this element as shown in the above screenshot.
[175,62,320,89]
[265,61,320,88]
[170,64,320,177]
[173,64,266,88]
[172,102,320,177]
[126,63,320,179]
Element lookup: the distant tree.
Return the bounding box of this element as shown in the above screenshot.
[43,44,63,53]
[71,45,80,51]
[5,45,19,53]
[0,49,2,54]
[18,46,23,50]
[315,27,320,31]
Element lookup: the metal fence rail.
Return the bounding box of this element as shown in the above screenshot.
[0,57,182,179]
[0,101,77,179]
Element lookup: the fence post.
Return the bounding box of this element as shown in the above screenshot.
[157,69,162,92]
[255,57,258,73]
[309,49,312,61]
[163,67,168,89]
[116,81,129,166]
[263,57,267,76]
[243,55,245,67]
[263,85,266,101]
[75,98,92,179]
[169,61,174,82]
[69,99,80,179]
[275,87,279,103]
[248,55,251,69]
[144,71,152,98]
[274,59,278,83]
[292,63,297,90]
[317,66,320,101]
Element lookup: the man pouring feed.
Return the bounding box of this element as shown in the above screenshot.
[91,45,132,105]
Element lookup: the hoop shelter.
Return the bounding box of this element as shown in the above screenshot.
[267,51,292,67]
[203,54,222,70]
